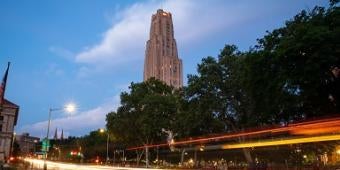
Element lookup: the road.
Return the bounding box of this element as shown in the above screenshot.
[24,158,159,170]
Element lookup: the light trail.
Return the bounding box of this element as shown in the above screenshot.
[128,116,340,150]
[222,134,340,149]
[290,126,340,135]
[24,158,160,170]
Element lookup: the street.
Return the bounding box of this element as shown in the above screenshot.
[24,158,159,170]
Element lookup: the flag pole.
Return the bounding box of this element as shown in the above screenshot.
[0,62,11,108]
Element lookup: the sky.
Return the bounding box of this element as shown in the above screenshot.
[0,0,328,139]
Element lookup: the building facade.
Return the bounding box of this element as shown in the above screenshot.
[16,133,39,155]
[144,9,183,88]
[0,99,19,162]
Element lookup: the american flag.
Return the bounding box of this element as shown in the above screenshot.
[0,62,10,106]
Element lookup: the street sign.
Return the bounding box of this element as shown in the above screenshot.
[41,138,50,152]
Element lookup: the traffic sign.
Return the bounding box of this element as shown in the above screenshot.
[41,138,50,152]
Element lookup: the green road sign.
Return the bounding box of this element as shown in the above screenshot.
[41,138,50,152]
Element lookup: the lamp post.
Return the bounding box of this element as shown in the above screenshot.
[43,103,76,170]
[10,132,16,161]
[33,139,38,156]
[99,128,109,164]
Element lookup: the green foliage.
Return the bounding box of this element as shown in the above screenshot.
[182,3,340,135]
[78,130,108,159]
[251,4,340,120]
[178,2,340,162]
[184,45,256,134]
[106,78,178,146]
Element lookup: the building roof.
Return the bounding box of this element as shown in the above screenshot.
[3,99,19,108]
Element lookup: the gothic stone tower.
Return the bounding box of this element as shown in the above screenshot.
[143,9,183,88]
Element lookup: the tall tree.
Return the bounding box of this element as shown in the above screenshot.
[184,45,256,163]
[252,2,340,120]
[183,1,340,164]
[106,78,178,166]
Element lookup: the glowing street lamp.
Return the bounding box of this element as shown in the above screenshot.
[44,103,76,170]
[65,103,76,113]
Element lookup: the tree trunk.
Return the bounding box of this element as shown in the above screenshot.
[145,146,149,168]
[136,150,144,166]
[180,149,185,166]
[194,149,197,168]
[237,134,253,165]
[242,148,253,164]
[224,120,254,165]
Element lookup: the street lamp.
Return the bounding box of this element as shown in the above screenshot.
[33,139,38,156]
[10,132,16,161]
[65,103,76,113]
[43,103,76,170]
[99,128,109,165]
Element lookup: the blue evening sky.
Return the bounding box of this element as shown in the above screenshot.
[0,0,328,138]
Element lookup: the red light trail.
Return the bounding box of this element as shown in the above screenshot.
[127,116,340,150]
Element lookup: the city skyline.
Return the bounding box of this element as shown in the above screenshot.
[0,0,327,138]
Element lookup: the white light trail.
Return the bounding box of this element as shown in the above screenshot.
[24,158,160,170]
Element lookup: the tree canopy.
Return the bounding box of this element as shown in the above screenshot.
[106,78,178,147]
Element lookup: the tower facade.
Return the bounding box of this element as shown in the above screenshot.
[144,9,183,88]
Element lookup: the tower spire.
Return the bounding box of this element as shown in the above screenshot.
[54,127,58,140]
[61,129,64,140]
[0,62,10,106]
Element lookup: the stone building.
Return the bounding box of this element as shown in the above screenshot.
[0,99,19,162]
[16,133,39,155]
[144,9,183,88]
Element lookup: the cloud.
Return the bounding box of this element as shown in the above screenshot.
[19,95,120,138]
[75,1,153,67]
[74,0,257,68]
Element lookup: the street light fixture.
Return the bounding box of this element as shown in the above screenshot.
[99,128,109,165]
[44,103,76,170]
[65,103,76,113]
